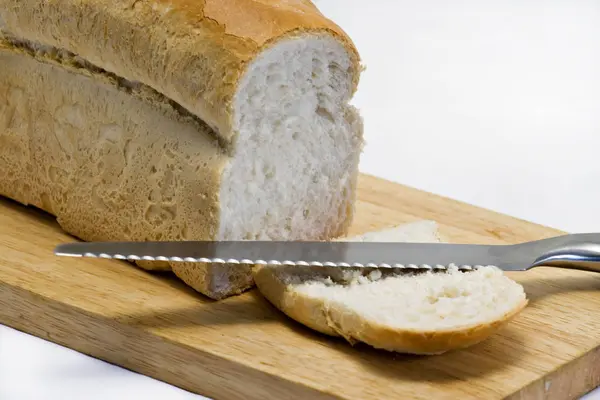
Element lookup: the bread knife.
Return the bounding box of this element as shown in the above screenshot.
[53,233,600,273]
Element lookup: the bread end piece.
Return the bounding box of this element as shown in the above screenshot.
[171,261,255,300]
[135,260,172,272]
[254,221,528,355]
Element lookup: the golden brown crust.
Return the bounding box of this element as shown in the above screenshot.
[326,298,528,354]
[254,265,529,355]
[0,43,223,273]
[254,265,338,335]
[0,0,361,145]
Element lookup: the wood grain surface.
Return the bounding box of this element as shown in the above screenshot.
[1,174,599,400]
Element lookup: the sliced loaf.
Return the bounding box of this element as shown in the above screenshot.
[0,0,364,299]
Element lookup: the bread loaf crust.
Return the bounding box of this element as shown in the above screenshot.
[0,0,361,146]
[0,43,225,244]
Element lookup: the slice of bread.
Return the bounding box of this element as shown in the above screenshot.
[254,221,528,355]
[0,1,364,299]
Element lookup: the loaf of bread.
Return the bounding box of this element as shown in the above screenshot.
[254,221,528,354]
[0,1,364,299]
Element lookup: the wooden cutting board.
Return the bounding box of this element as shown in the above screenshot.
[1,174,599,400]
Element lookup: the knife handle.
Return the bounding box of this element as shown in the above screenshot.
[532,240,600,273]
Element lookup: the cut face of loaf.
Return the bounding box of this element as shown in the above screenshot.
[254,221,528,355]
[0,1,364,299]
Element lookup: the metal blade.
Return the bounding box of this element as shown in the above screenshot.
[53,240,521,271]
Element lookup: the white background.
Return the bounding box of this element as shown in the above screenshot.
[1,0,599,399]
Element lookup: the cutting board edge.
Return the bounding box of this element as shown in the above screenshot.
[505,344,600,400]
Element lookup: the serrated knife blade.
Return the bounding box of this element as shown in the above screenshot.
[53,233,600,272]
